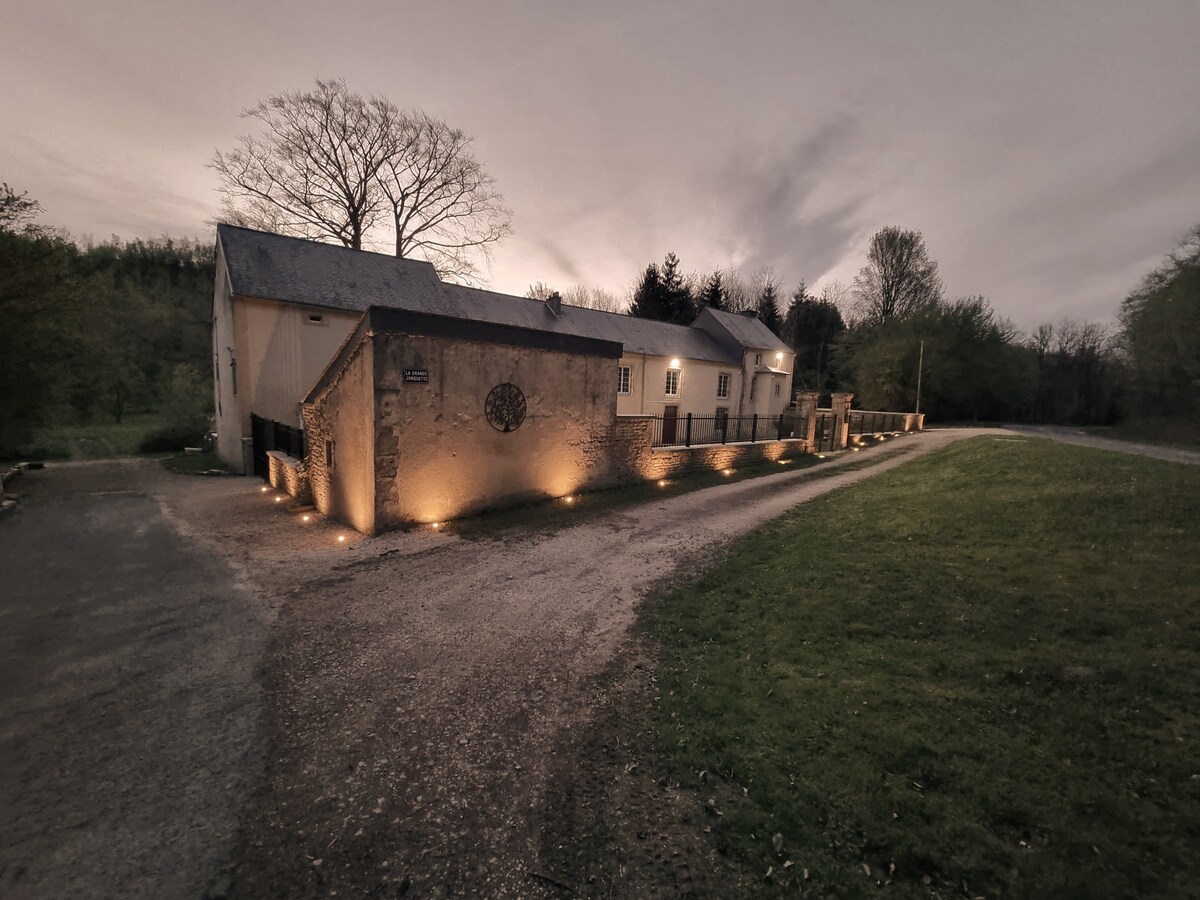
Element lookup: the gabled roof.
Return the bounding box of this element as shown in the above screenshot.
[217,224,784,365]
[693,306,791,353]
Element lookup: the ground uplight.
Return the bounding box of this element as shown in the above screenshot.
[337,534,347,543]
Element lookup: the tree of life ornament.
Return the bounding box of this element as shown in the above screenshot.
[485,383,527,432]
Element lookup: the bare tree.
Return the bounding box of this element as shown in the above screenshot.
[852,226,944,324]
[377,112,511,284]
[1,183,43,233]
[212,79,512,283]
[527,281,627,313]
[562,284,627,313]
[211,79,398,250]
[526,282,555,301]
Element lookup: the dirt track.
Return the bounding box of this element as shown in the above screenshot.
[1,428,998,898]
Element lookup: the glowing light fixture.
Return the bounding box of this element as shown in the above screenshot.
[337,535,347,543]
[432,522,442,529]
[657,480,669,487]
[563,495,575,504]
[669,358,681,369]
[722,468,734,475]
[274,496,283,503]
[302,515,311,523]
[775,351,784,361]
[260,486,269,493]
[816,454,826,459]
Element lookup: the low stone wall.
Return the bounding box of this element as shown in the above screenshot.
[267,451,312,505]
[610,415,811,482]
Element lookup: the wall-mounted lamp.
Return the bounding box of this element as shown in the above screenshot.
[669,358,681,369]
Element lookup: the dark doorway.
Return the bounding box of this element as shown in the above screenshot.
[662,405,679,444]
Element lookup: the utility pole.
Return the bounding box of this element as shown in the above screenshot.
[915,339,925,415]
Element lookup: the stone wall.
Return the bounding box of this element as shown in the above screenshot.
[302,337,378,534]
[609,415,811,481]
[266,450,312,505]
[371,329,621,528]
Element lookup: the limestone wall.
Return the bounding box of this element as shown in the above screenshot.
[609,415,810,481]
[266,451,311,505]
[302,338,378,534]
[371,330,620,528]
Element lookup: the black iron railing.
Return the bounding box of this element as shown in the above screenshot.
[847,410,909,437]
[250,413,307,479]
[650,413,800,449]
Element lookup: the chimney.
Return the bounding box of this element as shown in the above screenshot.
[545,291,563,318]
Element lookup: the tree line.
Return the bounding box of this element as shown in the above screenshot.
[535,224,1198,433]
[0,184,214,457]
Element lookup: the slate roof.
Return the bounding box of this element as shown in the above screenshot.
[217,225,757,365]
[698,307,791,353]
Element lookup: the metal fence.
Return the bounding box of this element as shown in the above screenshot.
[847,410,909,437]
[250,413,306,479]
[650,413,799,448]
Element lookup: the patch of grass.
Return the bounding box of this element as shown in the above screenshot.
[160,451,227,475]
[16,412,174,460]
[643,437,1200,898]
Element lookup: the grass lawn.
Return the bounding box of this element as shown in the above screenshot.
[16,412,172,460]
[643,437,1200,898]
[160,451,227,475]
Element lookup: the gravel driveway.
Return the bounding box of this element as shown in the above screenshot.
[1,428,996,898]
[1004,424,1200,465]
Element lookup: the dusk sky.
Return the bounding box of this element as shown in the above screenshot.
[3,0,1198,329]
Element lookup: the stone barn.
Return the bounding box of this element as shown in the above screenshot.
[302,307,623,534]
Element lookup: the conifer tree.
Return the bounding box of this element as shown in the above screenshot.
[699,271,727,311]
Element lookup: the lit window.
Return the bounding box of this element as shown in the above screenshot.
[617,365,631,395]
[664,369,680,397]
[717,373,731,399]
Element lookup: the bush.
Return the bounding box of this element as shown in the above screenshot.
[138,425,205,454]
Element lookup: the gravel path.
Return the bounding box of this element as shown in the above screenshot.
[1,428,997,898]
[1004,424,1200,465]
[203,427,998,898]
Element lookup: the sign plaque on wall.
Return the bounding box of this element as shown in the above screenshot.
[403,368,429,383]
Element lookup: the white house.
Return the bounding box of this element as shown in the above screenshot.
[212,225,795,477]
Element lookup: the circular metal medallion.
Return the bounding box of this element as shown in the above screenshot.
[485,382,527,432]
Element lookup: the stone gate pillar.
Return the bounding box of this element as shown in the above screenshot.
[793,391,819,448]
[830,392,854,450]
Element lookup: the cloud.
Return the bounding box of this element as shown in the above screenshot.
[537,238,584,285]
[708,116,868,286]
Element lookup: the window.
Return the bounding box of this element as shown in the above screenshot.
[755,353,762,366]
[307,313,325,325]
[774,382,781,398]
[325,439,335,471]
[664,369,680,397]
[617,365,631,395]
[717,372,731,399]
